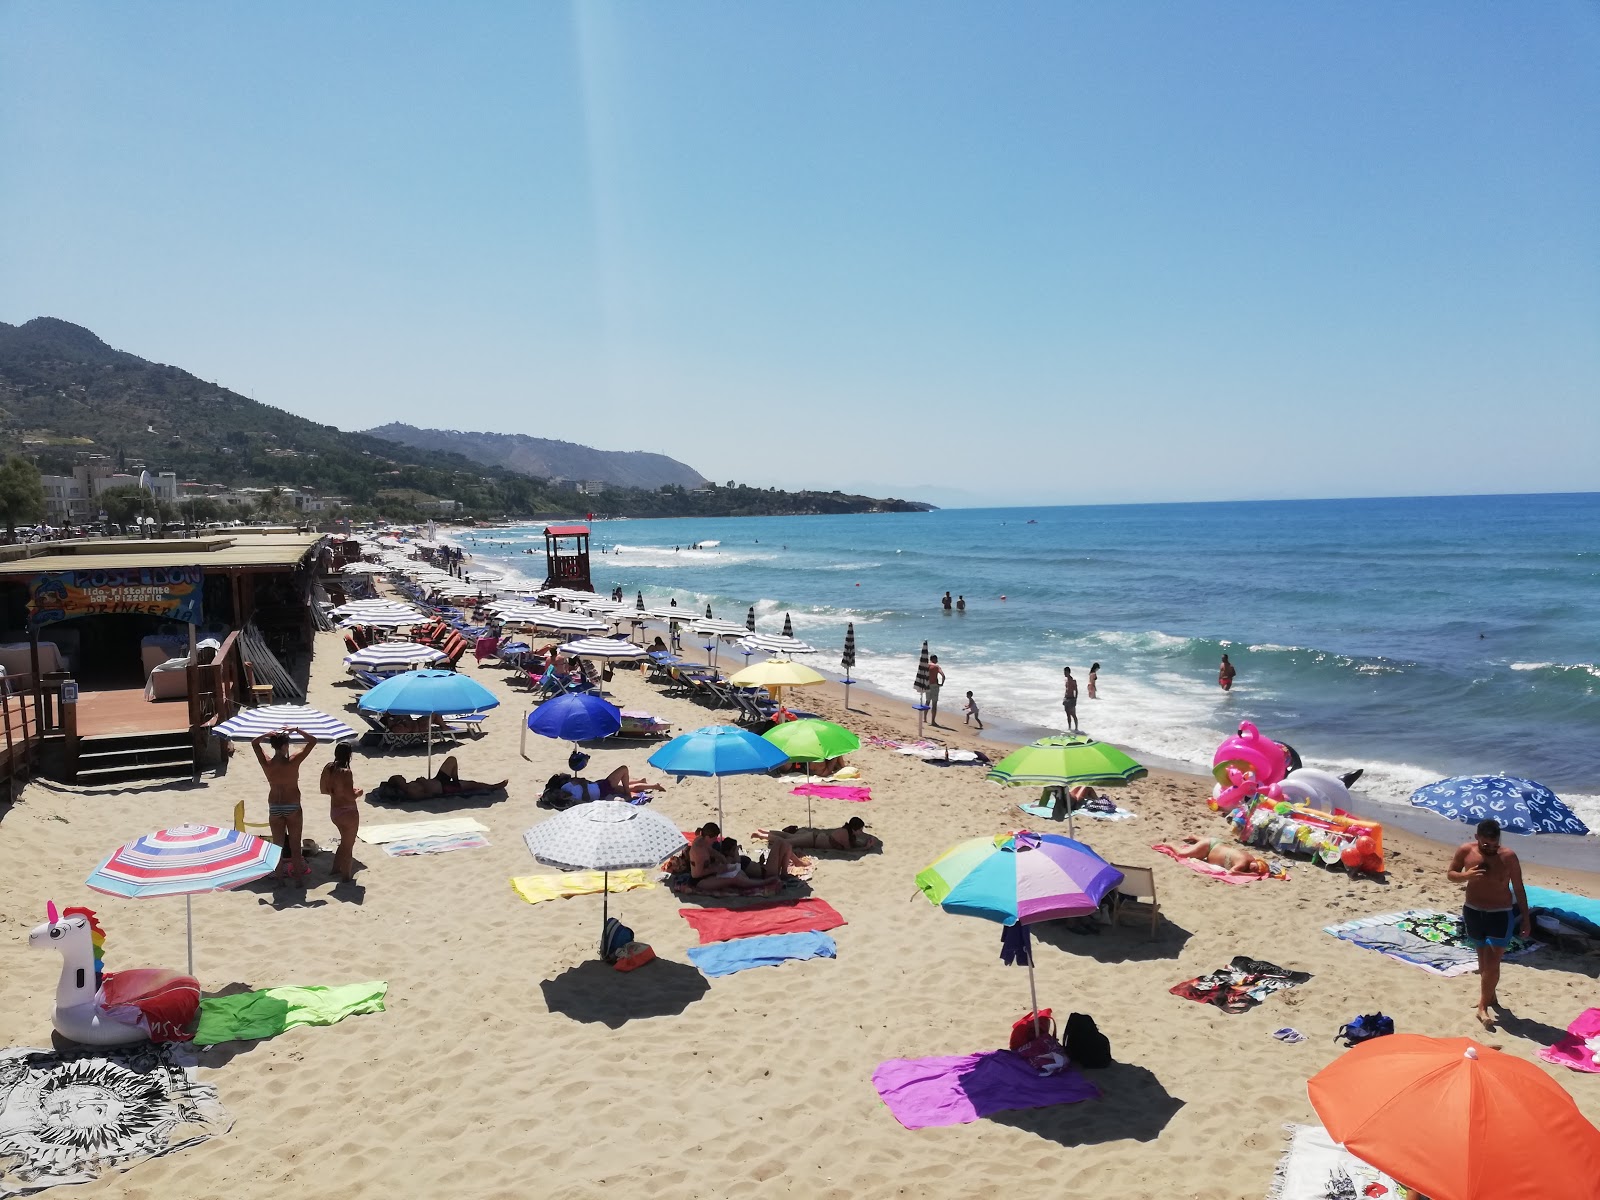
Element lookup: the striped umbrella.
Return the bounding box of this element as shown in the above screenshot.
[913,641,931,734]
[86,823,282,975]
[705,604,714,619]
[212,704,357,743]
[535,611,609,633]
[746,607,756,632]
[782,613,795,638]
[841,623,857,707]
[691,618,750,666]
[739,632,816,655]
[344,641,447,671]
[558,637,647,660]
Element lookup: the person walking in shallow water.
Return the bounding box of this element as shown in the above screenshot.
[1218,654,1236,691]
[941,591,952,612]
[1062,667,1079,732]
[1087,662,1099,700]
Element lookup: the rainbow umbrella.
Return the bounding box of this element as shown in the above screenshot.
[917,831,1123,1033]
[87,823,282,976]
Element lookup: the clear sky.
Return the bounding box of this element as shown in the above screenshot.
[2,3,1596,507]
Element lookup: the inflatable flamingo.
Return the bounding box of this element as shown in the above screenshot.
[1212,721,1289,786]
[27,902,199,1045]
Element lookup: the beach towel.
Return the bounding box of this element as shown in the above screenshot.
[360,817,489,845]
[1537,1008,1600,1074]
[1525,885,1600,938]
[510,869,656,904]
[871,1050,1099,1130]
[384,831,489,856]
[1152,842,1277,884]
[1324,909,1541,977]
[0,1043,232,1196]
[1018,800,1137,822]
[790,782,871,802]
[1266,1124,1402,1200]
[1170,956,1311,1013]
[680,898,846,944]
[192,981,389,1046]
[686,931,837,978]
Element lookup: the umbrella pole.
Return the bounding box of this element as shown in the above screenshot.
[715,775,725,828]
[426,721,434,774]
[186,893,194,978]
[601,870,609,956]
[1027,953,1041,1035]
[805,761,813,828]
[520,709,529,761]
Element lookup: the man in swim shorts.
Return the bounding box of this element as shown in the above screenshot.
[1447,818,1531,1029]
[924,655,946,727]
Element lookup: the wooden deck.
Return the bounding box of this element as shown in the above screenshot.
[74,687,190,737]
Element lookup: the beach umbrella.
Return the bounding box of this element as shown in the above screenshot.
[358,669,501,771]
[1408,775,1589,837]
[763,718,862,825]
[636,592,644,610]
[535,611,609,633]
[705,603,713,619]
[86,823,282,976]
[986,735,1148,840]
[558,637,647,660]
[524,801,686,955]
[782,613,794,638]
[841,623,857,709]
[344,641,448,672]
[746,607,756,632]
[648,724,789,826]
[341,562,384,575]
[913,641,931,736]
[212,704,357,744]
[738,632,817,656]
[526,691,622,746]
[916,831,1123,1037]
[1308,1034,1600,1200]
[691,618,749,666]
[727,658,826,709]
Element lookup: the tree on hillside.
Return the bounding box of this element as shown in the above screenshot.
[98,484,157,529]
[0,455,46,541]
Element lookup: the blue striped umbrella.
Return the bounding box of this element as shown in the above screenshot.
[1409,775,1589,836]
[212,704,357,743]
[87,823,282,975]
[344,641,447,671]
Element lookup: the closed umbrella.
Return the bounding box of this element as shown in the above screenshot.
[344,641,447,672]
[745,607,756,632]
[763,718,861,825]
[1408,775,1589,837]
[358,669,501,772]
[212,704,357,744]
[704,604,713,619]
[913,642,931,736]
[648,724,788,826]
[841,623,857,709]
[524,801,686,955]
[917,831,1124,1037]
[782,613,794,638]
[1308,1034,1600,1200]
[87,823,282,976]
[986,735,1149,840]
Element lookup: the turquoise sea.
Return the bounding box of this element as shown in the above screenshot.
[455,493,1600,831]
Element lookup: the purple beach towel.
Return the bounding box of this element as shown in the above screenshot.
[871,1050,1099,1130]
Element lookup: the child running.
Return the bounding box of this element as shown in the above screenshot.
[962,690,983,729]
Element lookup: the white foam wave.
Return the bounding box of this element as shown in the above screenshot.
[1510,661,1600,679]
[1087,629,1197,654]
[609,544,778,569]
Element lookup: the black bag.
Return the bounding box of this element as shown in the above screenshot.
[1064,1011,1112,1069]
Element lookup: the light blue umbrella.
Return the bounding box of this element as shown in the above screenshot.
[359,669,501,771]
[1409,775,1589,837]
[647,724,788,826]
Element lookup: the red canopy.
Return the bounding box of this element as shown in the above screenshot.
[545,525,590,537]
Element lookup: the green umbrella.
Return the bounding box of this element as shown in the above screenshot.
[986,735,1147,839]
[764,718,862,826]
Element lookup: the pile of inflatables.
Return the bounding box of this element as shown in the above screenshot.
[1208,722,1385,874]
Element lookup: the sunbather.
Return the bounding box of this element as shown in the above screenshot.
[538,766,666,808]
[770,816,881,852]
[384,756,507,801]
[1169,835,1269,876]
[687,833,804,891]
[382,713,450,734]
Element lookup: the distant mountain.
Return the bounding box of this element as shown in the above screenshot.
[365,424,708,491]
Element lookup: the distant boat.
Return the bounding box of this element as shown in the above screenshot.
[1026,519,1037,524]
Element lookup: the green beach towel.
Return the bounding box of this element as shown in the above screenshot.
[193,981,389,1045]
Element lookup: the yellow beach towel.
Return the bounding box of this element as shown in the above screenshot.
[510,869,657,904]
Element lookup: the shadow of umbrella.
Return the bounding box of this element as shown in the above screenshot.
[1032,917,1194,963]
[539,958,709,1028]
[987,1059,1184,1145]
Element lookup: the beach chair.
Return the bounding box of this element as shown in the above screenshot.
[243,661,274,706]
[358,710,429,750]
[1109,865,1161,937]
[232,799,273,836]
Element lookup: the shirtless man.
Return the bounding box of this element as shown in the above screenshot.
[252,728,318,882]
[1447,818,1531,1028]
[924,655,947,727]
[1170,835,1268,877]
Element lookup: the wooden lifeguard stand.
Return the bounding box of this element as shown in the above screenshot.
[543,524,594,592]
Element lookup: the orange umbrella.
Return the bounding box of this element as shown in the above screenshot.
[1308,1034,1600,1200]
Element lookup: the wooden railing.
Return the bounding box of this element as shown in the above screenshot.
[188,630,246,777]
[0,683,42,802]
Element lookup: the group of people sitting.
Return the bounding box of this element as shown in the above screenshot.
[664,817,882,892]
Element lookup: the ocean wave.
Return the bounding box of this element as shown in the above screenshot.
[606,545,779,569]
[1510,661,1600,679]
[1086,629,1198,654]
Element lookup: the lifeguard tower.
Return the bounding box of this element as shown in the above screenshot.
[542,525,594,592]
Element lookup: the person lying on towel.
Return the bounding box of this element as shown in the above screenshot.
[1169,834,1269,876]
[537,766,665,809]
[383,756,507,801]
[771,816,881,853]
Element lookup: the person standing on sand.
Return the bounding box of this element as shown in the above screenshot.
[1087,662,1099,700]
[1447,818,1531,1029]
[252,728,318,882]
[941,591,952,612]
[1218,654,1236,691]
[319,742,363,882]
[925,655,947,726]
[1062,667,1079,731]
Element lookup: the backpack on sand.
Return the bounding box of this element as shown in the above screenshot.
[1064,1012,1112,1068]
[1335,1013,1394,1047]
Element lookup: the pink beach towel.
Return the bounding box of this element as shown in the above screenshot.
[1538,1008,1600,1074]
[1152,843,1268,885]
[871,1051,1099,1129]
[790,783,872,802]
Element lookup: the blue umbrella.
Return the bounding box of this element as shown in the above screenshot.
[527,692,622,744]
[359,669,501,771]
[647,724,788,826]
[1409,775,1589,837]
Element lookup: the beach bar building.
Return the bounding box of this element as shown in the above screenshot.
[542,524,594,592]
[0,531,324,786]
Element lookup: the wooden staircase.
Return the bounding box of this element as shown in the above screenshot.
[73,731,194,788]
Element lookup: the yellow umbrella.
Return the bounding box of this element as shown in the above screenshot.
[727,658,826,689]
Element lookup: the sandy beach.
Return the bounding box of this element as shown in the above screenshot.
[1,618,1596,1200]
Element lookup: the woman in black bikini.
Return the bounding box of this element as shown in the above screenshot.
[773,816,881,852]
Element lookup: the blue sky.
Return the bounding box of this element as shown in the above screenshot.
[2,3,1596,506]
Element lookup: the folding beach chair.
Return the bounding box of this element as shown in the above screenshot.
[1109,864,1161,937]
[358,710,429,750]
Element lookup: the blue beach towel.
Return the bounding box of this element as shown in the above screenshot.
[1526,886,1600,937]
[686,931,837,978]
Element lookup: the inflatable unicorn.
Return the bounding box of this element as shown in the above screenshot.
[27,902,199,1045]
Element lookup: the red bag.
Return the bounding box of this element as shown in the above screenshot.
[1009,1009,1054,1051]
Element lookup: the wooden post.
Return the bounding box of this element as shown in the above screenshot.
[61,682,79,783]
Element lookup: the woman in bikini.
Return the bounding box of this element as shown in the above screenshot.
[319,742,363,882]
[771,816,881,852]
[537,765,665,808]
[387,756,508,801]
[252,727,319,882]
[1171,835,1268,876]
